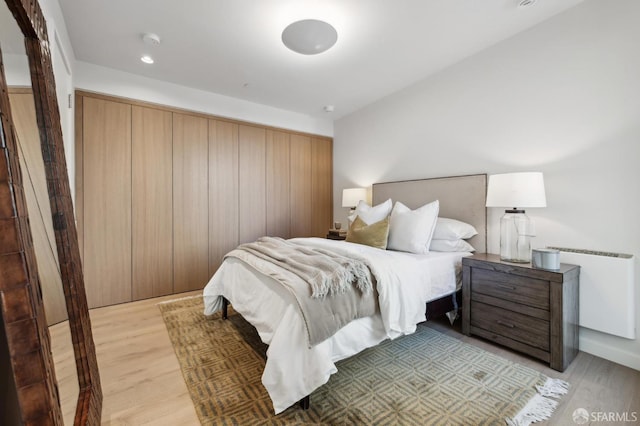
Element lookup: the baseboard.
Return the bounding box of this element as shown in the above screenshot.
[579,334,640,371]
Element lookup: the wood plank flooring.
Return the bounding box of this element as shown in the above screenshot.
[50,293,640,425]
[50,292,201,425]
[428,318,640,425]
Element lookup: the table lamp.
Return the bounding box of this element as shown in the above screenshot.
[485,172,546,263]
[342,188,367,215]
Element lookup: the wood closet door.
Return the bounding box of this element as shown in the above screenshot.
[311,137,332,237]
[9,91,66,324]
[209,120,239,274]
[266,130,290,238]
[132,106,173,300]
[290,134,312,237]
[238,125,266,243]
[83,97,132,308]
[173,113,209,293]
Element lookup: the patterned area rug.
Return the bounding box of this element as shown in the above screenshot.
[159,296,568,425]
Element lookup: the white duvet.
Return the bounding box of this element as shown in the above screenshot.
[203,237,469,414]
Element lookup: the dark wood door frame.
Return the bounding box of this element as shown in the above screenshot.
[0,0,101,424]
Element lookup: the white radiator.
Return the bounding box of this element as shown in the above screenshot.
[550,247,636,339]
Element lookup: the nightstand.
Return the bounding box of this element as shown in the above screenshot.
[326,232,346,240]
[462,253,579,372]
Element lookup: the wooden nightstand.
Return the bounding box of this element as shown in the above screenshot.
[462,253,579,372]
[326,232,346,240]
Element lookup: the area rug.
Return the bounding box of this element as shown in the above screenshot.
[159,296,568,425]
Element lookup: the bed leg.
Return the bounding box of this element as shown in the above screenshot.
[222,297,229,320]
[299,395,310,410]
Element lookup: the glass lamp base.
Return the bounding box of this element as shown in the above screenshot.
[499,211,532,263]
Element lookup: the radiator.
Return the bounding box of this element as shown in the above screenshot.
[550,247,636,339]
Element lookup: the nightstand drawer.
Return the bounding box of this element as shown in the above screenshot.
[470,301,550,351]
[471,292,549,321]
[471,268,549,310]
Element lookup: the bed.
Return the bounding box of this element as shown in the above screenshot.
[202,174,487,414]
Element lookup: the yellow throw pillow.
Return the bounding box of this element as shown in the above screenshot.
[346,215,390,249]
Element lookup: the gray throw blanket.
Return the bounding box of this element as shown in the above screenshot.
[231,237,374,298]
[224,237,378,346]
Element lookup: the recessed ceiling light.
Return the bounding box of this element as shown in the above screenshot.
[518,0,537,7]
[140,55,154,64]
[282,19,338,55]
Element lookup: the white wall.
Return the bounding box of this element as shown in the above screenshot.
[334,0,640,370]
[4,0,77,202]
[4,54,30,85]
[74,61,333,137]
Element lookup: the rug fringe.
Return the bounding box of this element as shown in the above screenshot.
[536,377,570,398]
[156,294,203,305]
[505,378,570,426]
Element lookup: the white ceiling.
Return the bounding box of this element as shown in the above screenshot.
[54,0,585,119]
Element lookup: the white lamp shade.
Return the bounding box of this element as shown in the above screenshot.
[486,172,546,208]
[342,188,367,208]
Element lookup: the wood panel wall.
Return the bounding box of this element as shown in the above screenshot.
[132,106,173,300]
[173,113,209,293]
[209,120,239,274]
[290,134,312,237]
[82,97,132,308]
[76,92,333,308]
[266,130,291,238]
[238,125,267,244]
[311,136,333,237]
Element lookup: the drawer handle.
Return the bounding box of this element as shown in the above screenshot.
[497,284,516,291]
[496,320,516,328]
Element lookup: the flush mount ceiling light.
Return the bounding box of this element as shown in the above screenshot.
[142,32,161,45]
[281,19,338,55]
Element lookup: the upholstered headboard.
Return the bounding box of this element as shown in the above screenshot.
[372,174,487,253]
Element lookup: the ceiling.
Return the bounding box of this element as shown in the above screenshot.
[50,1,583,119]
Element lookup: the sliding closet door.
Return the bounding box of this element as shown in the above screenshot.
[290,134,312,237]
[311,137,333,237]
[132,106,173,300]
[209,119,239,274]
[173,113,209,293]
[238,125,266,243]
[83,97,132,308]
[266,130,290,238]
[9,91,66,324]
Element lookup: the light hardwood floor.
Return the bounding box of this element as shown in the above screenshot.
[50,292,201,425]
[50,293,640,425]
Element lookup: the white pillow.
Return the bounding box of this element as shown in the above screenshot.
[349,199,392,225]
[432,218,478,241]
[387,200,439,254]
[429,239,475,252]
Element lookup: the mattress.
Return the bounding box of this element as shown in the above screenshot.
[202,237,470,413]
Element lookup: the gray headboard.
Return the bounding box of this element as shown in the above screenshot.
[372,174,487,253]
